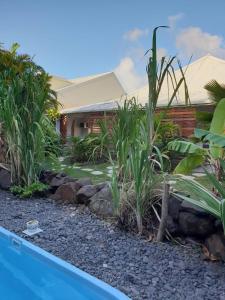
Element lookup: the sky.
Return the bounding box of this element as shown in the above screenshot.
[1,0,225,92]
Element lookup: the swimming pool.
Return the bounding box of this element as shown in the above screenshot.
[0,227,130,300]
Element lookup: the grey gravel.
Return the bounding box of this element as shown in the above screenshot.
[0,190,225,300]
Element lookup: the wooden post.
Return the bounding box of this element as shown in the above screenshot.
[156,181,170,242]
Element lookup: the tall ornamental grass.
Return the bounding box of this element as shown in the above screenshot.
[0,44,59,186]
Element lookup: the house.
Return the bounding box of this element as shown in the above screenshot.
[50,72,125,138]
[52,54,225,138]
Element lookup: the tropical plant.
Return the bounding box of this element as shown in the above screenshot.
[109,99,161,233]
[154,115,180,148]
[171,172,225,233]
[205,80,225,103]
[65,133,107,163]
[168,97,225,177]
[0,44,59,186]
[104,27,188,234]
[146,26,189,155]
[196,80,225,128]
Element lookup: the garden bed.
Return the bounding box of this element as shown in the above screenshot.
[0,190,225,300]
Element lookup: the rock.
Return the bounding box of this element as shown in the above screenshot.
[40,170,58,185]
[95,182,108,192]
[215,219,223,231]
[168,195,182,221]
[0,168,11,190]
[205,233,225,261]
[180,201,209,217]
[76,185,98,205]
[50,174,76,190]
[76,178,92,188]
[89,186,114,217]
[178,212,215,238]
[50,182,79,203]
[166,215,179,235]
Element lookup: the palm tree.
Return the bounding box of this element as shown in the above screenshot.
[204,80,225,103]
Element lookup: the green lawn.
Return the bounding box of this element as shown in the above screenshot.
[44,157,112,184]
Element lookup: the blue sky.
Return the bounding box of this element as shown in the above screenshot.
[1,0,225,92]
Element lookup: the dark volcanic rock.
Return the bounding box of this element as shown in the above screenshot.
[205,233,225,261]
[95,182,108,192]
[40,170,58,185]
[180,201,210,217]
[50,174,75,189]
[168,195,182,221]
[0,168,11,190]
[166,215,179,235]
[50,182,79,203]
[76,185,98,205]
[89,186,114,217]
[76,178,93,188]
[178,212,215,238]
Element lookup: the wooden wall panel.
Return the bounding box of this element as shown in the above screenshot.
[63,106,200,138]
[156,107,197,137]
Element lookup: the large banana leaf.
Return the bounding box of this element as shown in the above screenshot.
[209,98,225,158]
[172,176,225,233]
[173,154,205,175]
[204,169,225,198]
[168,140,206,154]
[168,140,206,174]
[172,176,221,218]
[194,128,225,147]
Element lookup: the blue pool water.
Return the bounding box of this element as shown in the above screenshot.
[0,227,130,300]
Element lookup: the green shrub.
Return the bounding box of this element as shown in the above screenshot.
[10,182,49,198]
[65,133,107,163]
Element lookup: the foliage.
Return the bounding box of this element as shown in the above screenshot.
[172,173,225,233]
[154,116,180,147]
[146,26,189,154]
[0,43,59,186]
[109,99,162,233]
[98,27,188,233]
[204,80,225,104]
[168,98,225,176]
[196,110,213,130]
[196,80,225,128]
[65,133,107,163]
[46,107,61,122]
[10,182,49,198]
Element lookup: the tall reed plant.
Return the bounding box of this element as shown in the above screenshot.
[109,27,188,233]
[0,44,59,186]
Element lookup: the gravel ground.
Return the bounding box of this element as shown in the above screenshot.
[0,190,225,300]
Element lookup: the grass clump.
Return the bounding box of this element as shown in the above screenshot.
[10,182,49,198]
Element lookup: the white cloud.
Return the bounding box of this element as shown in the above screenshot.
[168,13,184,30]
[176,27,225,58]
[123,28,149,42]
[114,57,147,92]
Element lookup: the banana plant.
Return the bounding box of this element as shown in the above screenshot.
[168,98,225,176]
[171,174,225,234]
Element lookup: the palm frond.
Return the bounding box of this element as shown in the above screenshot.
[204,80,225,103]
